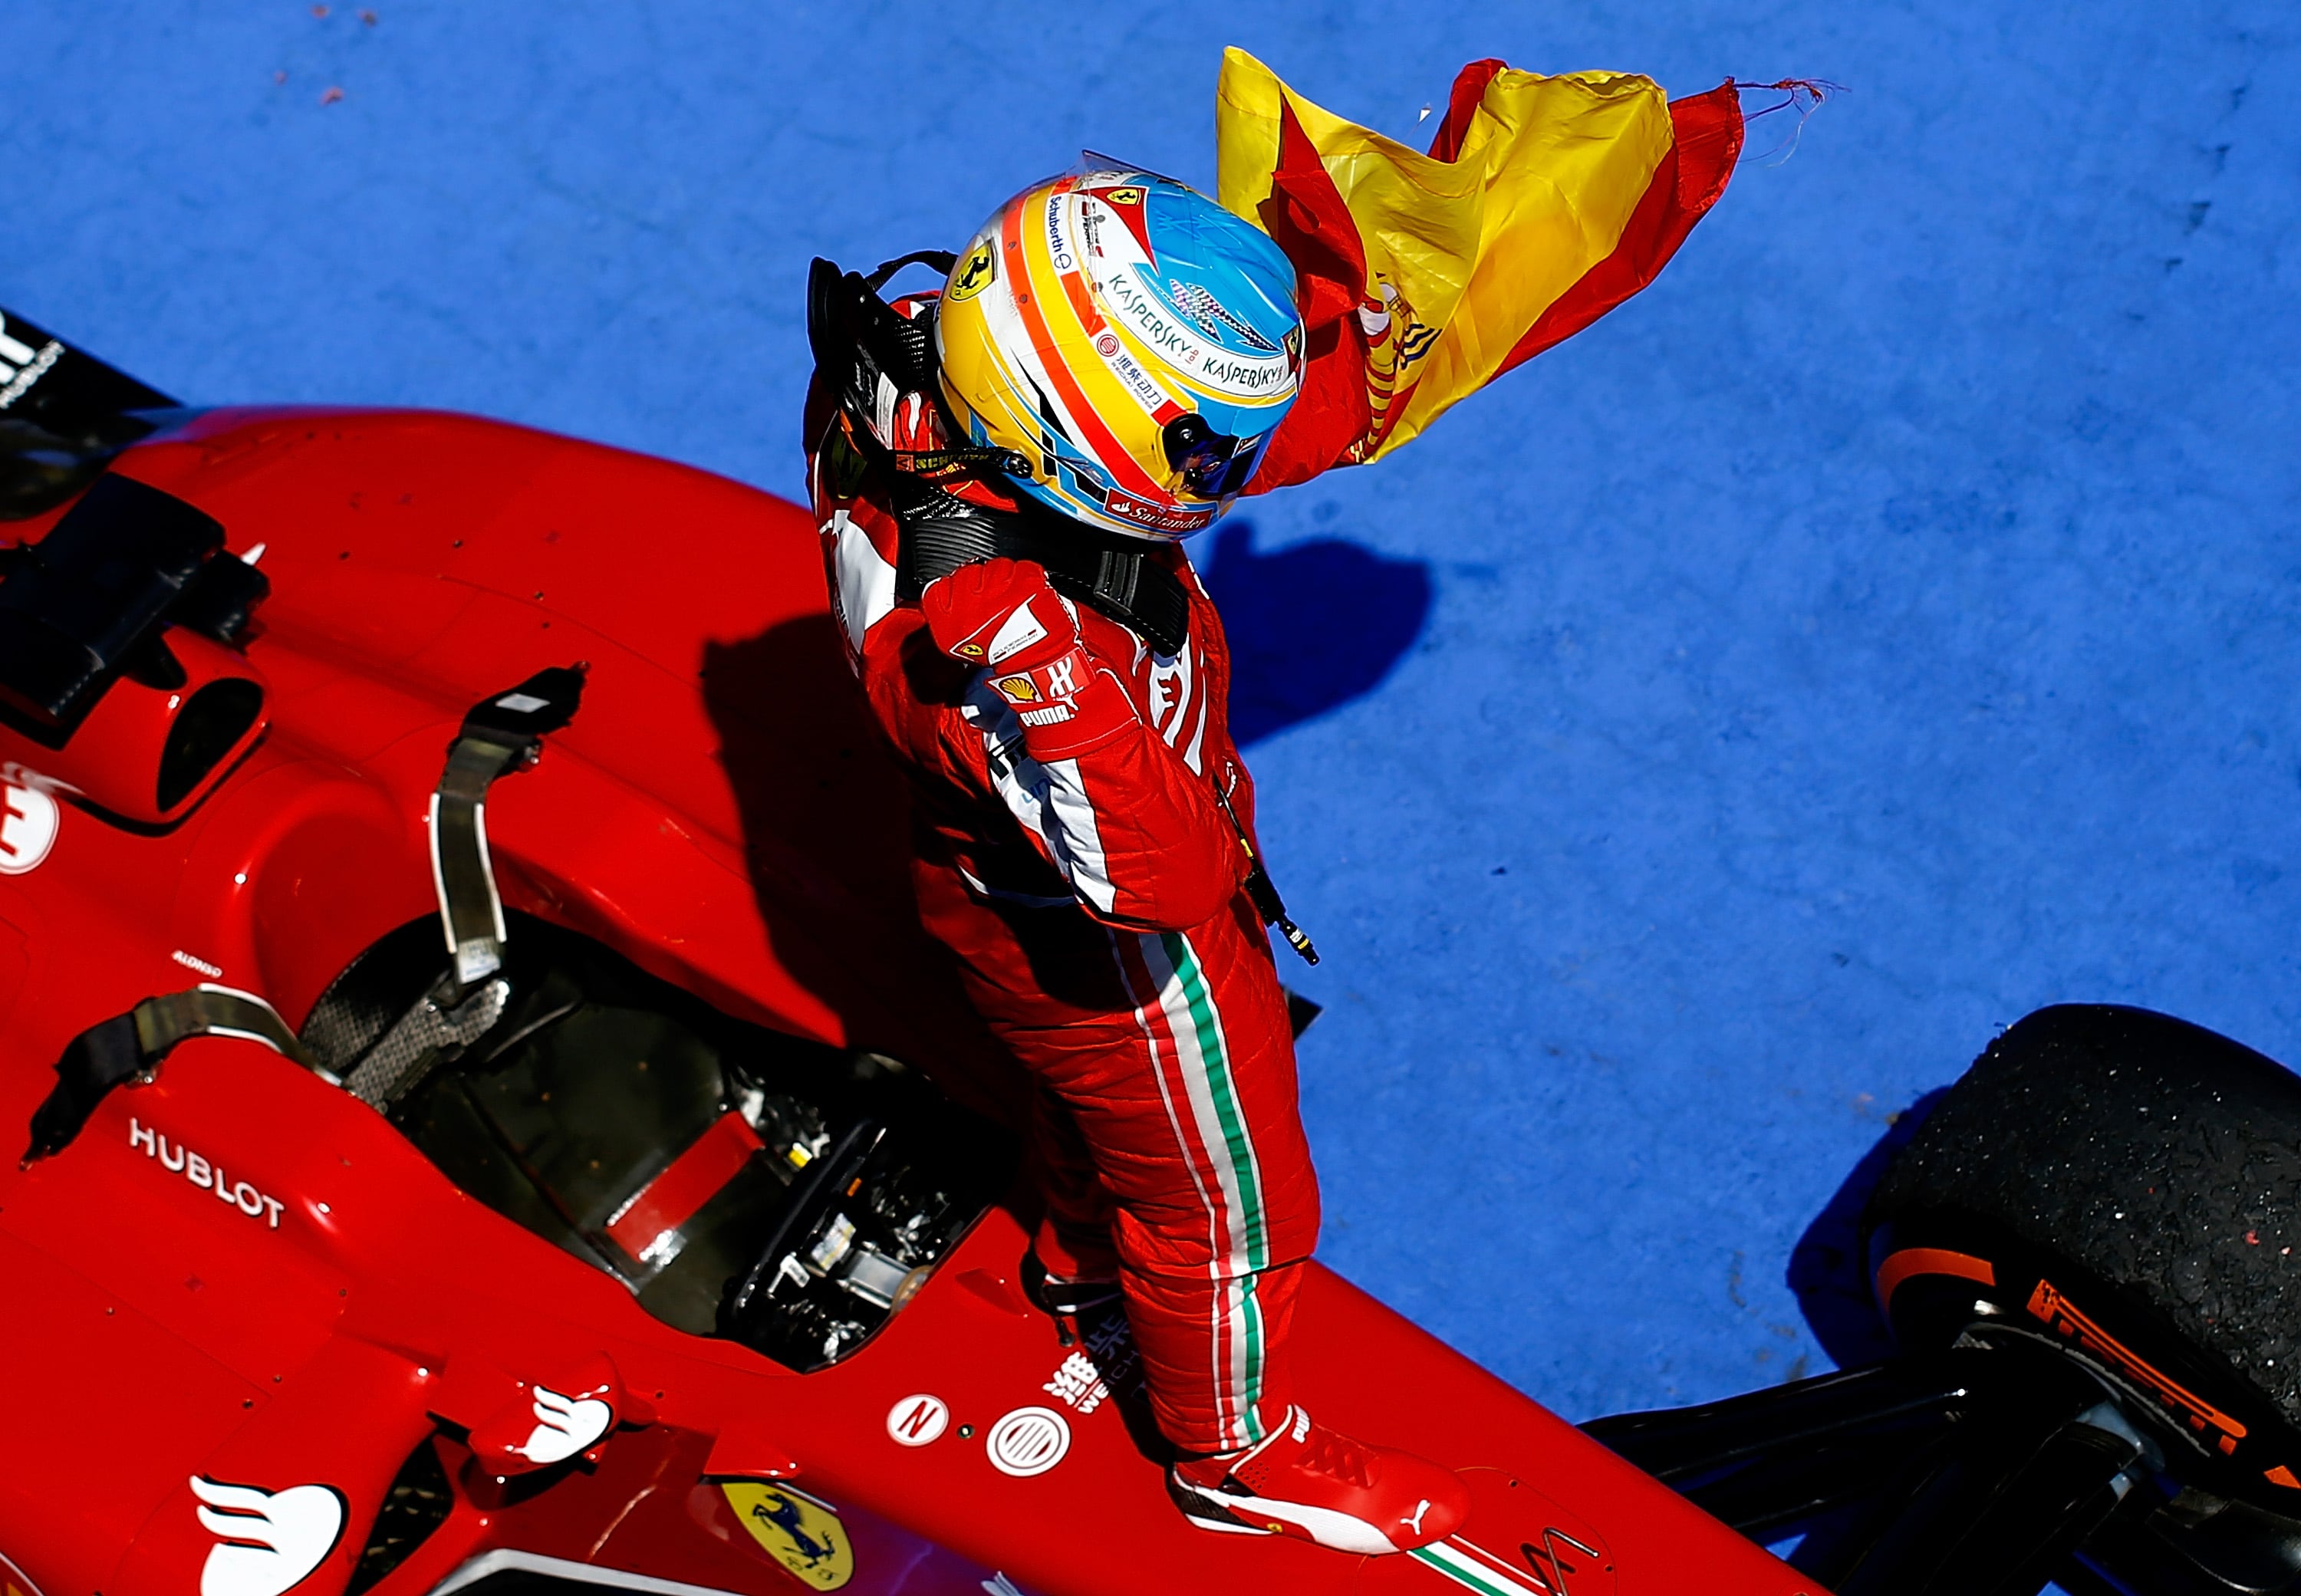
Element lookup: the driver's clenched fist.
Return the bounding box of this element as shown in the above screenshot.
[923,558,1138,759]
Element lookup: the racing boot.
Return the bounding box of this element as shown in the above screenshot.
[1167,1404,1470,1555]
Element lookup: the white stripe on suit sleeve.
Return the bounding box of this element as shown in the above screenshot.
[962,678,1118,913]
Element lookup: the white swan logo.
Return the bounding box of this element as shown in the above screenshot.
[517,1384,614,1464]
[190,1476,346,1596]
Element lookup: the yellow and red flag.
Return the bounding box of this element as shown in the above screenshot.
[1215,48,1745,491]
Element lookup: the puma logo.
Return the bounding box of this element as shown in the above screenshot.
[1401,1498,1433,1535]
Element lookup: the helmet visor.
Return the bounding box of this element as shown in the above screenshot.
[1164,415,1266,501]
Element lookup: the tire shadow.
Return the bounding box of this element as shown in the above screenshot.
[1786,1088,1950,1368]
[1197,519,1434,747]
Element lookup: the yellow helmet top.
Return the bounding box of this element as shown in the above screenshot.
[935,169,1304,541]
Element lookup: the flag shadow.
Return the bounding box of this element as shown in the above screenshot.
[1197,518,1433,747]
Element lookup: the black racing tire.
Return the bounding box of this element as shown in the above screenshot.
[1866,1003,2301,1512]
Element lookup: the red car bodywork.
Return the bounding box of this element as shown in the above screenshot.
[0,408,1812,1596]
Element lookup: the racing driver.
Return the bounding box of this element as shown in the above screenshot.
[802,169,1468,1556]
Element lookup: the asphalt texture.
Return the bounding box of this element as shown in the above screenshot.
[9,0,2299,1459]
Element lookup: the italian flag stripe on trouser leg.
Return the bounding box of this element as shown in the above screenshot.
[1118,929,1273,1451]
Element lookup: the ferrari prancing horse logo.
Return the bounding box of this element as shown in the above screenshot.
[721,1482,853,1591]
[948,240,996,304]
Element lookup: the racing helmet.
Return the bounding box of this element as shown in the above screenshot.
[935,169,1303,540]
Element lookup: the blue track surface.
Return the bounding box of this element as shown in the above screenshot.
[12,0,2300,1453]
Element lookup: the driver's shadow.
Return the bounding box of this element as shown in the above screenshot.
[696,523,1434,1469]
[694,515,1434,1095]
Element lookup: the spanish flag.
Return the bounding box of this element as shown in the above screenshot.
[1216,48,1744,491]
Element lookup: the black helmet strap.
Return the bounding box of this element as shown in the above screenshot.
[809,253,1192,658]
[861,250,958,291]
[892,479,1190,660]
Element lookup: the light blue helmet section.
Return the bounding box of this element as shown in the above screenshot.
[940,166,1305,539]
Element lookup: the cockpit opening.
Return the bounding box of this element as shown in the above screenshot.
[300,913,1016,1371]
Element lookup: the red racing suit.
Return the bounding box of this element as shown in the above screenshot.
[805,311,1319,1455]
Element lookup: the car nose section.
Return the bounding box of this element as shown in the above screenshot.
[1289,1269,1815,1596]
[105,1334,436,1596]
[1351,1469,1616,1596]
[457,1353,637,1476]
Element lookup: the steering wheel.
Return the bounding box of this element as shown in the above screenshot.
[721,1117,886,1347]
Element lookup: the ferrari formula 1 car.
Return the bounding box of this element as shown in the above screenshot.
[4,306,2300,1596]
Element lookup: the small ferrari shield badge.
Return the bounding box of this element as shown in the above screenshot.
[722,1482,853,1591]
[948,239,997,304]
